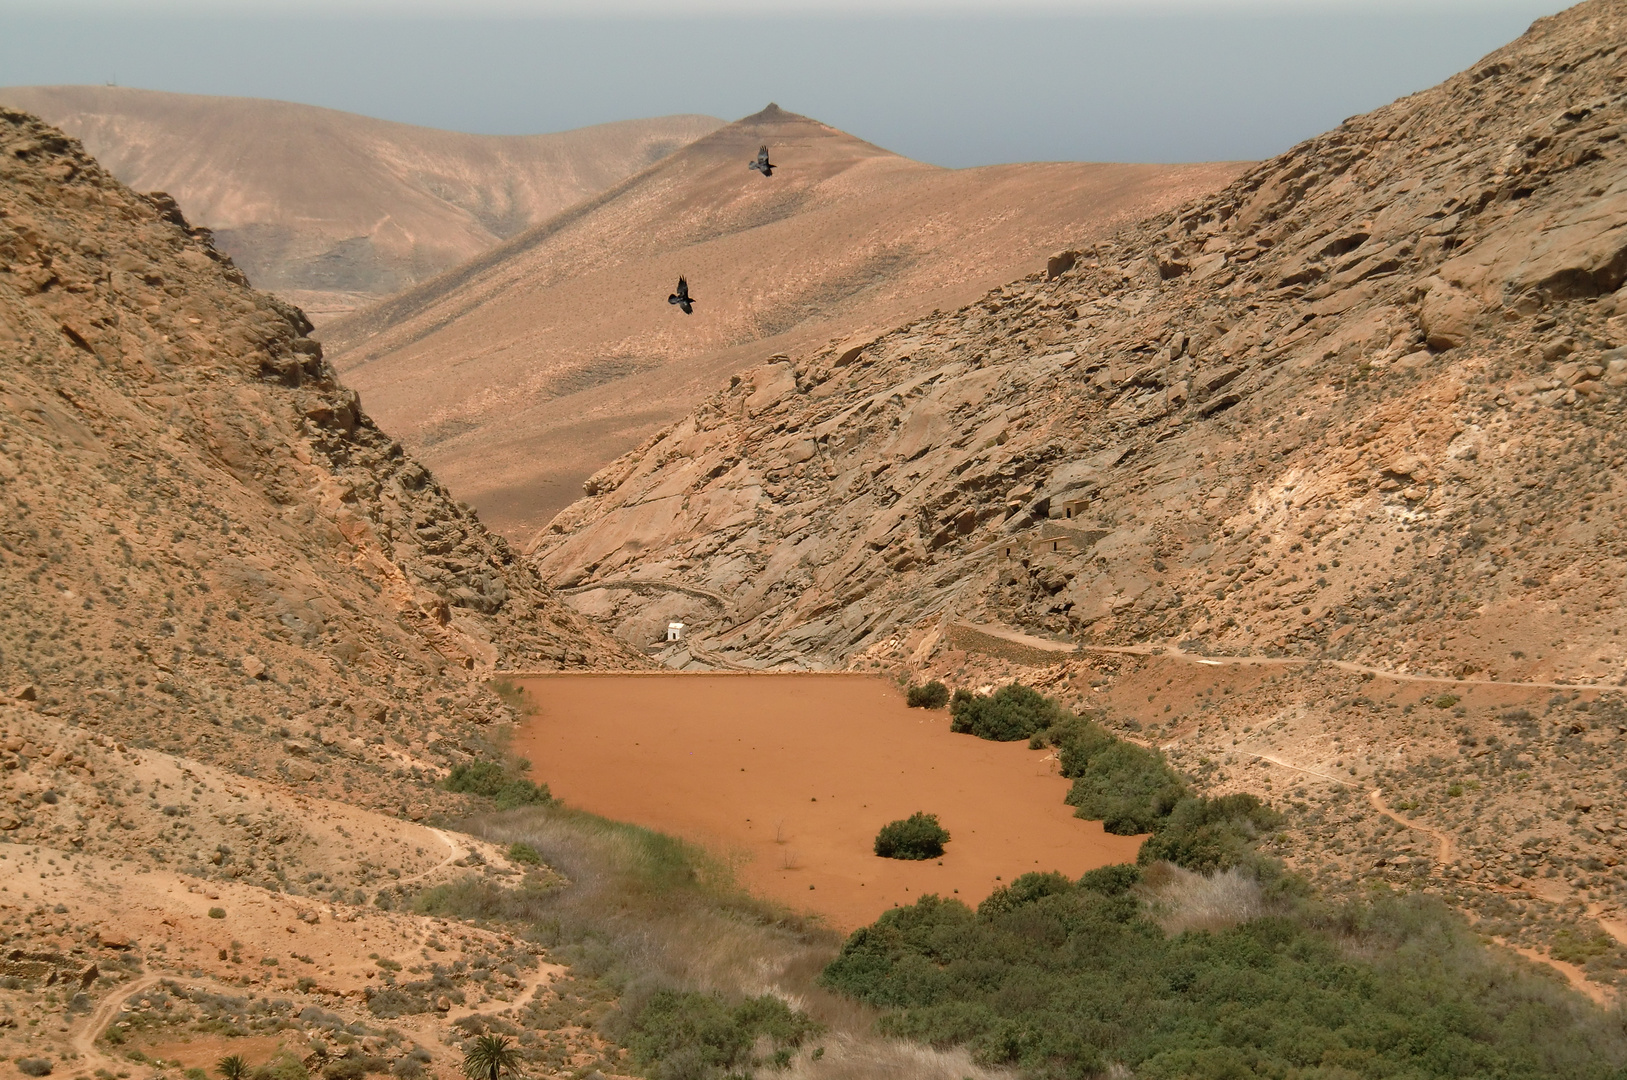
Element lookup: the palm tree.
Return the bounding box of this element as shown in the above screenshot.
[216,1055,249,1080]
[461,1033,522,1080]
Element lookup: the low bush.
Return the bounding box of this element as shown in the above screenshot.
[949,683,1062,741]
[1137,793,1282,872]
[16,1060,51,1077]
[506,842,542,865]
[906,681,949,709]
[444,761,552,811]
[247,1057,307,1080]
[413,877,561,925]
[366,987,433,1018]
[874,813,949,860]
[623,990,820,1079]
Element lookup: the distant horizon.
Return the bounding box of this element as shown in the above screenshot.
[0,6,1564,167]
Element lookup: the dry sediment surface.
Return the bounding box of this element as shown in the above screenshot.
[510,673,1142,928]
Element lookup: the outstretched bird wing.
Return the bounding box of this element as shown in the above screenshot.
[756,146,770,167]
[668,276,694,311]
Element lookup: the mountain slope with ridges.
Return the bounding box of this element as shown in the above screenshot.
[322,104,1246,538]
[533,4,1627,682]
[0,85,722,320]
[0,104,640,785]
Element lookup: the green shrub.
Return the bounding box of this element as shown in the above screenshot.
[1137,793,1283,872]
[413,877,562,925]
[444,761,552,811]
[949,683,1062,741]
[874,813,949,860]
[207,907,226,919]
[623,990,820,1079]
[248,1056,308,1080]
[1063,740,1186,835]
[906,681,950,709]
[367,988,432,1019]
[1433,694,1461,709]
[506,842,542,865]
[16,1060,51,1077]
[819,878,1627,1079]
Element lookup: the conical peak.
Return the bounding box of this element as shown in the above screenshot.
[739,102,798,124]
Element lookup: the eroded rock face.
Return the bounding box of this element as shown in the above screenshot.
[0,106,639,772]
[529,2,1627,685]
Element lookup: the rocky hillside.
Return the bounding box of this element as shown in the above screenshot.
[322,104,1243,539]
[0,85,722,321]
[532,1,1627,688]
[0,105,659,1080]
[0,105,639,792]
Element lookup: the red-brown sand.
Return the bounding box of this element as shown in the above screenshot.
[512,673,1144,930]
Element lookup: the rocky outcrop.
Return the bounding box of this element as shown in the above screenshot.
[0,107,640,775]
[530,1,1627,686]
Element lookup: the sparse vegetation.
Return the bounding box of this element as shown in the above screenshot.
[426,804,843,1080]
[874,813,950,860]
[16,1060,51,1078]
[487,678,533,717]
[906,681,949,709]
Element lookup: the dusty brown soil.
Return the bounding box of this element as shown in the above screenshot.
[511,674,1142,928]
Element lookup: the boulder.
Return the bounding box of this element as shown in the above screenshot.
[1419,281,1481,350]
[745,362,798,415]
[283,759,319,782]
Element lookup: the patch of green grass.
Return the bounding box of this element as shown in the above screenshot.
[426,803,833,1080]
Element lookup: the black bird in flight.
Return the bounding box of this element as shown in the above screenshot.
[668,276,695,314]
[748,145,774,177]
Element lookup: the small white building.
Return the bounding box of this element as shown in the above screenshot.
[666,621,686,642]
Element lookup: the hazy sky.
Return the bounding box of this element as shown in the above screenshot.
[1,1,1564,166]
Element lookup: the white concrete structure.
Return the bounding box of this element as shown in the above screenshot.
[666,621,685,642]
